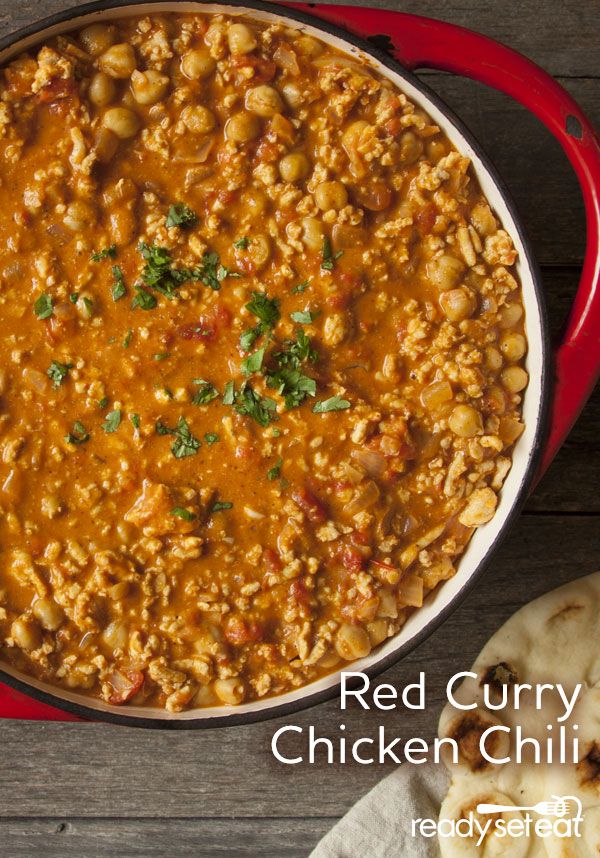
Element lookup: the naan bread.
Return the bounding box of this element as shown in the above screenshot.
[437,573,600,857]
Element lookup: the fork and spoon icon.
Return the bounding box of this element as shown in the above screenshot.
[477,796,582,819]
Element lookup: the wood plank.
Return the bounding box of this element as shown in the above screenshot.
[0,817,329,857]
[0,514,598,820]
[1,0,598,77]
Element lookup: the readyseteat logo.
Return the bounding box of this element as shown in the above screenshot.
[412,795,584,846]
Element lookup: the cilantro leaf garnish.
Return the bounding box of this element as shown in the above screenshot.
[91,245,116,262]
[239,327,261,352]
[34,293,53,320]
[98,396,109,409]
[166,203,198,229]
[232,383,278,427]
[171,506,196,521]
[291,280,309,295]
[195,251,239,291]
[123,328,133,348]
[211,500,233,512]
[222,381,235,406]
[204,432,219,445]
[101,409,121,433]
[156,416,201,458]
[69,292,79,304]
[241,347,265,377]
[321,237,343,272]
[313,396,351,413]
[130,413,140,430]
[246,291,280,327]
[266,367,316,410]
[65,420,90,445]
[192,379,219,405]
[273,329,318,369]
[290,309,315,324]
[47,359,73,389]
[112,265,126,301]
[233,237,250,249]
[267,457,283,481]
[132,283,157,311]
[154,352,170,361]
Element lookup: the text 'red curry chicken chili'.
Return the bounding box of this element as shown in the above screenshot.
[0,12,528,711]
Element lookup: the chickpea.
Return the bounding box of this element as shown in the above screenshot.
[32,597,64,631]
[181,104,216,134]
[99,43,136,79]
[426,254,464,291]
[335,623,372,661]
[399,130,423,164]
[63,200,96,232]
[130,69,169,105]
[94,126,119,164]
[299,217,324,251]
[11,617,42,651]
[242,187,268,216]
[485,346,503,372]
[314,180,348,212]
[501,366,529,393]
[80,23,116,56]
[281,82,302,109]
[88,71,116,108]
[499,303,523,329]
[448,404,483,438]
[225,110,260,142]
[248,234,271,270]
[245,85,283,118]
[181,48,216,80]
[214,677,245,705]
[499,331,526,363]
[439,287,475,322]
[295,35,324,57]
[227,22,257,55]
[102,106,140,139]
[367,619,388,647]
[342,119,369,152]
[279,151,310,183]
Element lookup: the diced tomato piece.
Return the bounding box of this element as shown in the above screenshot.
[291,487,328,524]
[225,616,263,646]
[371,559,398,573]
[415,204,436,236]
[107,669,144,705]
[263,547,283,573]
[289,577,310,606]
[340,545,366,574]
[37,77,76,104]
[177,304,231,342]
[232,55,276,82]
[384,116,403,137]
[254,137,280,164]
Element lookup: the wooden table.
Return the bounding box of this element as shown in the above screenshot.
[0,2,598,855]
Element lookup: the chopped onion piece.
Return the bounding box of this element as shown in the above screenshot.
[343,479,380,516]
[351,448,387,479]
[397,574,424,608]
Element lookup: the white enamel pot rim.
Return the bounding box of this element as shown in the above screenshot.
[0,0,550,728]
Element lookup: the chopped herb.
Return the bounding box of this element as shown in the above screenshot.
[192,380,219,405]
[246,291,280,327]
[34,293,53,320]
[101,409,122,433]
[123,328,133,348]
[165,203,198,229]
[130,413,140,430]
[233,236,250,249]
[138,242,186,301]
[91,245,116,262]
[239,327,261,352]
[163,387,174,400]
[98,396,109,409]
[65,420,90,445]
[132,283,157,311]
[194,250,239,292]
[290,309,316,324]
[156,416,201,458]
[154,352,171,361]
[321,237,343,272]
[267,457,283,481]
[313,396,351,413]
[272,428,281,437]
[211,501,233,513]
[266,367,316,409]
[222,381,235,406]
[204,432,219,445]
[241,346,265,377]
[47,359,73,389]
[291,280,309,295]
[69,292,79,304]
[111,265,126,301]
[170,506,196,521]
[273,329,318,370]
[82,296,94,317]
[233,382,278,427]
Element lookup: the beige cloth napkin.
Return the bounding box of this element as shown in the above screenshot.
[309,763,449,857]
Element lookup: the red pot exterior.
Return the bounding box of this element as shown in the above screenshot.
[1,4,598,722]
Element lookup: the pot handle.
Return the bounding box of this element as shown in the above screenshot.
[287,4,600,475]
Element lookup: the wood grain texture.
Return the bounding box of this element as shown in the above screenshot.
[0,2,598,857]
